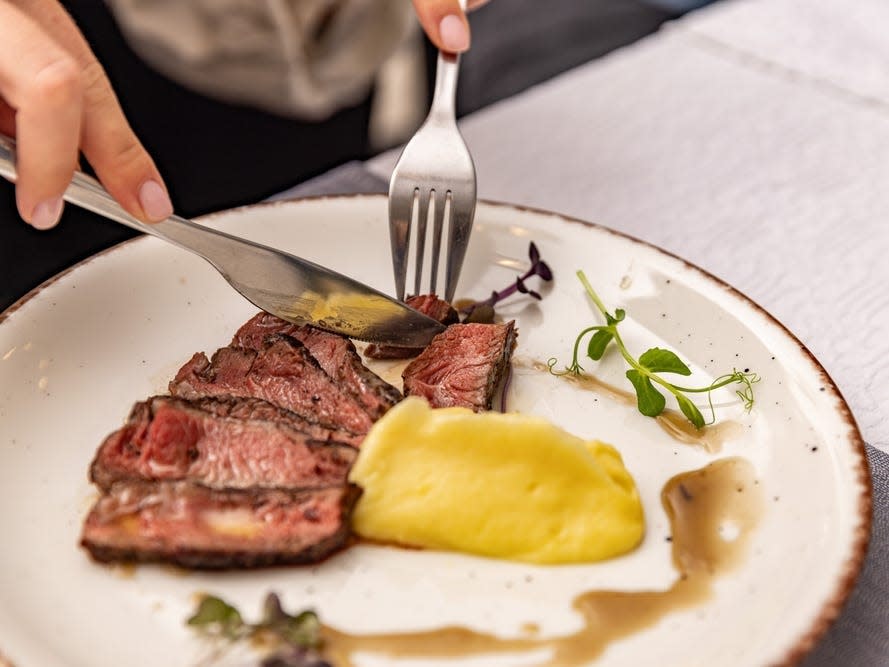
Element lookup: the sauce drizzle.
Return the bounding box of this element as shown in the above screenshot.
[527,360,740,452]
[322,458,763,666]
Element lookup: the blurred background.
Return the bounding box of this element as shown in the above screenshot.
[0,0,718,311]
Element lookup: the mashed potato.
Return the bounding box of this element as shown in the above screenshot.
[349,398,644,564]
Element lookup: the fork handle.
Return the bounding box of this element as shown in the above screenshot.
[429,0,468,121]
[0,133,258,269]
[430,49,460,120]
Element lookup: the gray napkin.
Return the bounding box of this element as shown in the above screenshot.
[275,163,887,666]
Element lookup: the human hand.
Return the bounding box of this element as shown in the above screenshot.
[412,0,491,53]
[0,0,172,229]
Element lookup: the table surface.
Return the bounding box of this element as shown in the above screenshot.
[368,0,889,456]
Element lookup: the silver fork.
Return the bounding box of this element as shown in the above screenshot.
[388,3,477,303]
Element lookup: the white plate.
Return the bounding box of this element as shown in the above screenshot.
[0,196,869,667]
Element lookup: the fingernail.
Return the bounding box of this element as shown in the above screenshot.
[439,14,469,52]
[31,197,64,230]
[139,179,173,221]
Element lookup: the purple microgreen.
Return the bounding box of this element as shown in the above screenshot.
[460,242,554,319]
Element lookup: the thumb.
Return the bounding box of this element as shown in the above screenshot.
[411,0,471,53]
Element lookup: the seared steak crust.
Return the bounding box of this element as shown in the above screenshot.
[233,313,401,419]
[81,481,361,569]
[169,334,374,435]
[90,396,357,491]
[365,294,460,360]
[402,321,517,411]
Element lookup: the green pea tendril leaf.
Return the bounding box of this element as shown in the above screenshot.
[549,270,760,429]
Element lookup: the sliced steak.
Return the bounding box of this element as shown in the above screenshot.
[402,321,517,411]
[184,395,363,448]
[406,294,460,325]
[169,334,374,435]
[365,294,460,360]
[233,313,401,419]
[90,396,357,492]
[81,481,361,569]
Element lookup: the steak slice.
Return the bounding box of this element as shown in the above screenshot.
[90,396,358,492]
[81,481,361,569]
[406,294,460,325]
[184,395,363,448]
[169,334,374,435]
[402,321,517,411]
[233,313,401,419]
[365,294,460,360]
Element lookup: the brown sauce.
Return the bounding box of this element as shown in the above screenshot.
[526,360,740,453]
[321,458,763,666]
[111,563,137,579]
[655,410,742,454]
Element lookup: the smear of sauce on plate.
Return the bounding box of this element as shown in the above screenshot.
[111,563,137,579]
[527,360,741,453]
[322,457,764,666]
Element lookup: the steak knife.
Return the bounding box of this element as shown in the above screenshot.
[0,135,446,347]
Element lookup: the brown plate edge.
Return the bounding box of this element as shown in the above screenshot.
[477,197,873,667]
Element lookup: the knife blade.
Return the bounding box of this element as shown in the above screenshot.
[0,134,447,347]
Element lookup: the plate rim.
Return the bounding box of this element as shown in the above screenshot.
[0,193,872,667]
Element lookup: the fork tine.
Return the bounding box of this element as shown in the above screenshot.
[444,191,476,302]
[389,184,416,301]
[428,190,449,295]
[412,189,433,296]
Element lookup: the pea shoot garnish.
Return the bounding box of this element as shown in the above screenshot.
[549,270,759,429]
[187,593,330,667]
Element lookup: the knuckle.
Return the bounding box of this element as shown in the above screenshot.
[107,134,147,171]
[78,60,153,178]
[81,59,115,108]
[90,127,153,184]
[29,58,83,105]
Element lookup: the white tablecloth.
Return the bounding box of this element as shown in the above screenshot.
[368,0,889,455]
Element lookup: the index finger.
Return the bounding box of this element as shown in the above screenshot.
[0,2,82,228]
[11,0,173,223]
